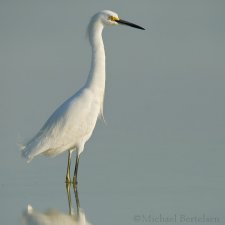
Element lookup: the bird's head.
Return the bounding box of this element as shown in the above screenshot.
[93,10,145,30]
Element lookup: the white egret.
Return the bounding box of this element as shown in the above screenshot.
[21,10,145,184]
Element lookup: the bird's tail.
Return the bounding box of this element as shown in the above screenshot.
[19,131,44,162]
[20,144,33,163]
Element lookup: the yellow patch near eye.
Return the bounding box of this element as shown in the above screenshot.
[109,16,119,21]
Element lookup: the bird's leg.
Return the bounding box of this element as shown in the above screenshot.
[66,150,72,183]
[73,153,80,186]
[72,184,80,215]
[66,182,72,215]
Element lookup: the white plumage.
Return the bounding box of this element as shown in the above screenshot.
[23,185,90,225]
[21,10,144,184]
[23,205,91,225]
[22,88,100,161]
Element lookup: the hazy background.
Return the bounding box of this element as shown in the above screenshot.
[1,0,225,224]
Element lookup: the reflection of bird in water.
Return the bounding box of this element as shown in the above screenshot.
[22,184,91,225]
[21,10,144,184]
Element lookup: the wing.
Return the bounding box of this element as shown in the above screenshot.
[22,88,101,161]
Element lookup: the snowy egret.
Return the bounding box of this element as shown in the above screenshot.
[21,10,145,184]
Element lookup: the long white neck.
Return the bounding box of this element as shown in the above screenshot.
[86,21,105,110]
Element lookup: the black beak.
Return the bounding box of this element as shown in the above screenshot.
[116,19,145,30]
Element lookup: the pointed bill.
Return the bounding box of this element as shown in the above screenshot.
[116,19,145,30]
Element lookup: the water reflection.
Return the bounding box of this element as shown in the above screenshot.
[22,184,92,225]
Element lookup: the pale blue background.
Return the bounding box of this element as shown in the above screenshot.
[1,0,225,224]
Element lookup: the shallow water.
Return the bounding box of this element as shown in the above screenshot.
[1,0,225,224]
[1,158,224,225]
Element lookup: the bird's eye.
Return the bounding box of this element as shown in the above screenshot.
[109,16,118,21]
